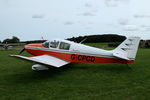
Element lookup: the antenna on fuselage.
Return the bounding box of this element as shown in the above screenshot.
[79,38,87,44]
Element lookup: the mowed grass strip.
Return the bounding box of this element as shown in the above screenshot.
[0,47,150,100]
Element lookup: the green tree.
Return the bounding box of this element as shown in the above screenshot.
[3,39,10,43]
[3,36,20,43]
[11,36,20,43]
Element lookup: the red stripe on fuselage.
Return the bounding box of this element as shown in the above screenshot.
[25,47,134,64]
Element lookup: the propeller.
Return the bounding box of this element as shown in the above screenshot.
[19,48,25,54]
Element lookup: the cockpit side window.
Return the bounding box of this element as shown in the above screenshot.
[42,42,49,48]
[59,42,70,50]
[50,40,59,48]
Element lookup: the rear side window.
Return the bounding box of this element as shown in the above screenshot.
[59,42,70,50]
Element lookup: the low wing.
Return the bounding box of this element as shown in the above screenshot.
[10,55,70,68]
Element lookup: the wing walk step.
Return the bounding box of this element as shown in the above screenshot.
[129,39,134,41]
[121,48,131,51]
[125,43,134,46]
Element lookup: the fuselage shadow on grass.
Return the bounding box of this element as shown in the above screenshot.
[7,62,134,85]
[67,63,133,72]
[6,63,76,84]
[95,63,134,72]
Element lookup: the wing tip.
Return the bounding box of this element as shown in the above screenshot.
[9,54,18,57]
[9,54,15,57]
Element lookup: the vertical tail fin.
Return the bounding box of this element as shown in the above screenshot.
[113,37,141,60]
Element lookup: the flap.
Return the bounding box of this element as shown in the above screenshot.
[10,55,70,68]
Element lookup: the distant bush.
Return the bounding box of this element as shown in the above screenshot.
[145,40,150,48]
[139,40,145,48]
[108,42,121,47]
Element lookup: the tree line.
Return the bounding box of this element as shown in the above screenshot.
[1,35,150,48]
[67,34,150,48]
[67,34,126,43]
[0,36,46,44]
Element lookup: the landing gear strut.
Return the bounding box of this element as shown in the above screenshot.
[126,63,132,69]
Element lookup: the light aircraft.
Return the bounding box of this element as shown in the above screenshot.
[10,37,140,70]
[0,43,11,50]
[0,43,25,50]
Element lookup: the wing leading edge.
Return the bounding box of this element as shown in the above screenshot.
[10,55,70,68]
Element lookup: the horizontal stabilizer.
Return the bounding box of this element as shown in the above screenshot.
[113,52,129,60]
[10,55,70,68]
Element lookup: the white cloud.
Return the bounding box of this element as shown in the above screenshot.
[85,27,92,29]
[79,12,96,16]
[32,14,45,19]
[134,14,150,18]
[118,18,129,25]
[105,0,118,7]
[105,0,130,7]
[123,25,139,31]
[85,3,92,8]
[141,25,150,31]
[64,21,74,25]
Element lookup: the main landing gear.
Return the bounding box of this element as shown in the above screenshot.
[126,63,132,69]
[32,64,49,71]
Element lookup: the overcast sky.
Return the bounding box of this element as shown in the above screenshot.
[0,0,150,41]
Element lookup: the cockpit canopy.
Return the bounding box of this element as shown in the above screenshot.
[42,40,71,50]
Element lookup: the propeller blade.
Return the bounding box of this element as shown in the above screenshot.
[19,48,25,54]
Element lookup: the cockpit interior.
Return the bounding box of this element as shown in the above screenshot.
[42,40,71,50]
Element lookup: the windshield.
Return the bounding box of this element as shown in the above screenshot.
[42,41,49,48]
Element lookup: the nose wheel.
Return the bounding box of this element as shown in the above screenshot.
[32,64,49,71]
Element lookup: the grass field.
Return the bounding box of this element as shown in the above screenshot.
[0,47,150,100]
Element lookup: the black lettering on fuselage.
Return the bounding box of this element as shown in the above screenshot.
[71,54,76,60]
[71,54,95,62]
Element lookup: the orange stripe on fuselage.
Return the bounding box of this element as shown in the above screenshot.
[25,44,44,48]
[25,44,134,64]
